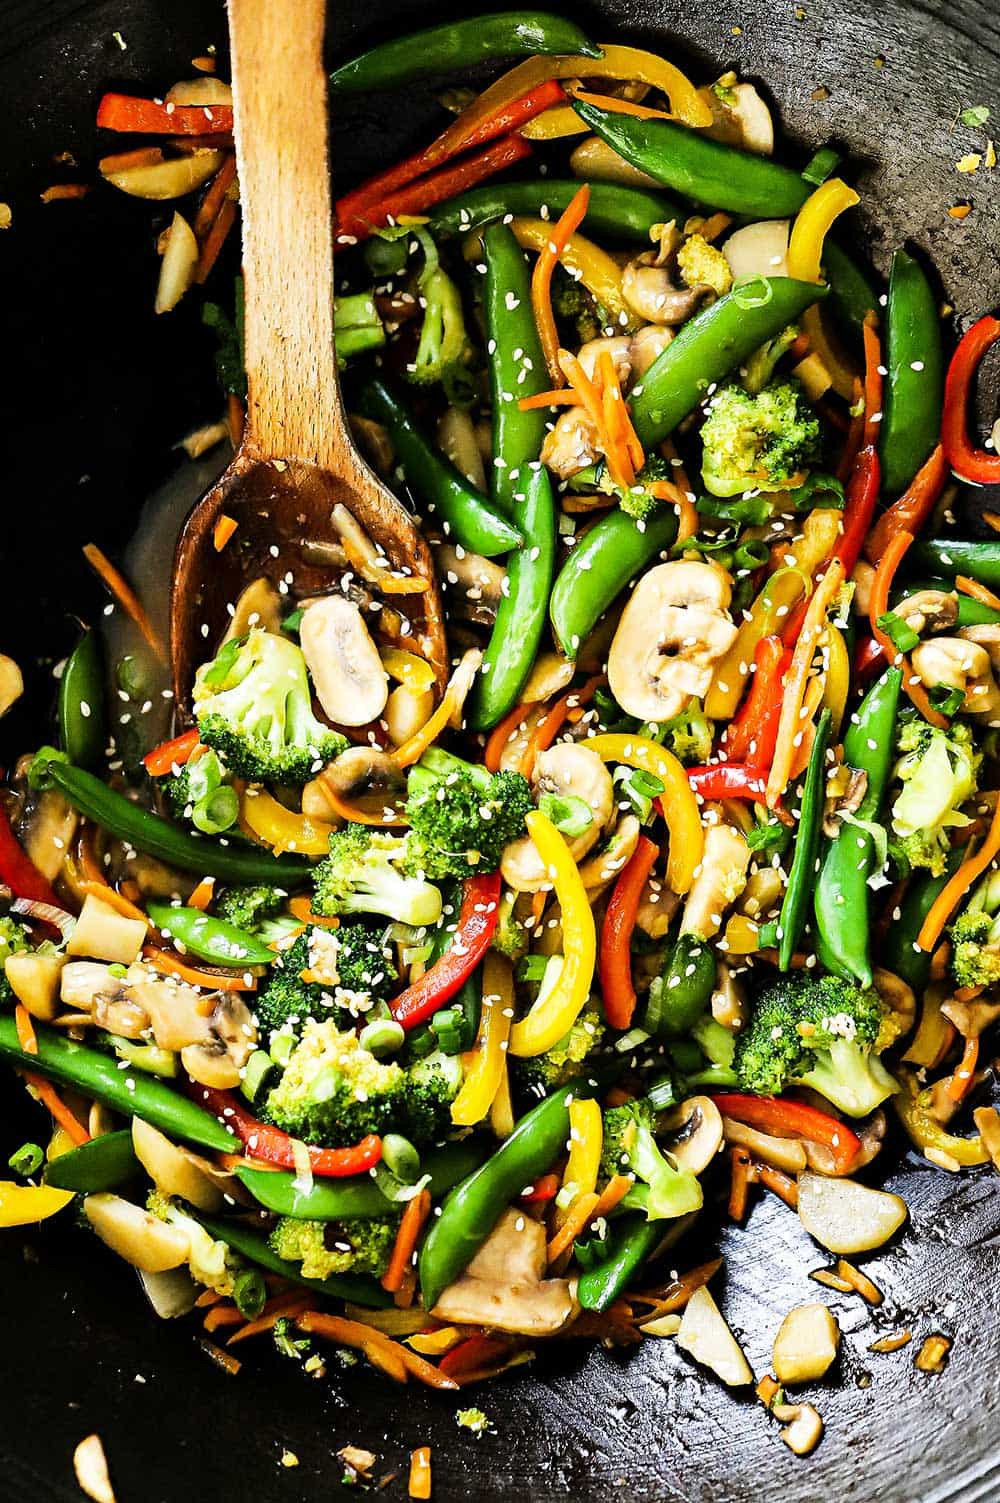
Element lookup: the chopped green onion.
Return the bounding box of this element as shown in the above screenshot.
[240,1049,276,1104]
[8,1142,44,1178]
[429,1005,466,1055]
[269,1030,297,1067]
[358,1017,405,1057]
[406,1022,438,1059]
[614,1026,650,1053]
[107,1035,178,1077]
[614,764,665,821]
[732,275,774,309]
[929,683,965,717]
[281,608,304,636]
[233,1267,266,1320]
[646,1074,678,1112]
[734,539,770,571]
[876,610,920,654]
[192,785,240,836]
[802,145,842,185]
[538,791,594,838]
[516,954,551,982]
[107,962,129,979]
[381,1133,421,1184]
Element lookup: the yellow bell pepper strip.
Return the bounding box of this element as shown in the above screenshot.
[822,622,851,735]
[451,953,514,1126]
[508,811,596,1057]
[767,559,846,808]
[555,1097,604,1226]
[787,178,861,400]
[379,647,436,692]
[705,567,808,720]
[502,44,713,139]
[893,1074,989,1167]
[582,733,703,893]
[391,650,482,768]
[489,1057,515,1139]
[0,1180,74,1226]
[238,786,335,856]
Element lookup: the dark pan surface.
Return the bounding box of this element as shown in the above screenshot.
[2,2,999,1499]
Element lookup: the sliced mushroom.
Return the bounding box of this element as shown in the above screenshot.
[569,134,662,188]
[349,413,395,477]
[126,966,213,1051]
[960,622,1000,674]
[659,1096,724,1174]
[635,870,678,939]
[222,576,283,642]
[608,561,738,722]
[723,1117,808,1174]
[621,258,711,325]
[941,993,1000,1038]
[629,323,674,378]
[911,637,1000,718]
[180,992,257,1090]
[577,335,632,385]
[435,544,503,627]
[501,744,614,891]
[431,1207,579,1336]
[0,654,23,717]
[299,595,388,728]
[895,588,958,635]
[520,652,576,705]
[84,1193,190,1273]
[384,683,435,747]
[18,786,79,883]
[60,960,119,1008]
[873,967,916,1041]
[680,824,751,935]
[131,1118,227,1212]
[578,814,642,893]
[318,745,406,805]
[540,405,600,480]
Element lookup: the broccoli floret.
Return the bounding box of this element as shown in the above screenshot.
[313,824,443,927]
[0,916,31,1007]
[650,700,714,765]
[699,378,821,498]
[677,233,732,297]
[192,628,346,785]
[492,887,530,962]
[146,1191,237,1295]
[407,230,474,403]
[948,870,1000,989]
[552,269,609,344]
[890,720,980,878]
[599,1099,703,1221]
[215,884,286,932]
[513,1008,606,1099]
[735,975,898,1117]
[403,1048,464,1143]
[568,455,675,524]
[405,748,533,880]
[255,922,398,1039]
[263,1019,406,1145]
[269,1214,398,1280]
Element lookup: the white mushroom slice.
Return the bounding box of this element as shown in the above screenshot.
[621,260,710,325]
[431,1208,578,1336]
[569,135,662,188]
[84,1193,190,1273]
[223,576,284,642]
[797,1171,907,1253]
[723,219,789,281]
[680,825,751,938]
[125,965,213,1051]
[629,323,674,378]
[659,1096,724,1174]
[608,561,738,723]
[154,210,198,315]
[540,404,599,479]
[911,636,1000,718]
[299,596,388,727]
[23,788,79,881]
[501,744,613,892]
[577,335,632,385]
[131,1119,227,1212]
[0,654,23,717]
[180,992,257,1090]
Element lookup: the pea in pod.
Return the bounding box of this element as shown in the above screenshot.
[644,933,716,1038]
[576,1211,663,1312]
[429,179,686,243]
[43,1130,140,1192]
[882,848,963,993]
[196,1214,392,1308]
[778,709,833,971]
[237,1138,489,1220]
[59,629,107,771]
[879,249,944,496]
[823,240,878,350]
[908,540,1000,592]
[146,903,275,968]
[550,508,678,660]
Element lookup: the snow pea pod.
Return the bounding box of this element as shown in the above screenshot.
[43,1130,140,1192]
[644,933,716,1038]
[146,903,276,968]
[823,240,878,349]
[0,1018,237,1153]
[428,178,686,243]
[418,1076,603,1309]
[355,379,522,557]
[58,629,107,772]
[880,249,944,495]
[550,508,677,659]
[330,12,601,93]
[778,709,833,971]
[573,99,811,217]
[629,277,830,449]
[237,1138,489,1219]
[576,1211,662,1312]
[814,669,902,987]
[908,540,1000,592]
[196,1213,392,1308]
[882,848,963,993]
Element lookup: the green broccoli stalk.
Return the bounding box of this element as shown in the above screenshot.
[269,1214,398,1280]
[735,974,898,1117]
[407,229,474,404]
[948,870,1000,989]
[146,1191,237,1295]
[0,916,31,1007]
[890,720,980,877]
[255,922,398,1039]
[192,628,346,785]
[742,324,800,395]
[512,1008,606,1101]
[313,825,443,927]
[699,377,821,497]
[643,700,714,765]
[214,884,287,932]
[599,1099,703,1221]
[405,748,534,880]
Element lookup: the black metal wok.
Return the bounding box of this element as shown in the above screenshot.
[1,1,999,1499]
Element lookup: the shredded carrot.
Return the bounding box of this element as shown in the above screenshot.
[226,1292,313,1345]
[947,1034,980,1102]
[658,438,698,542]
[195,196,237,284]
[570,89,674,122]
[868,530,949,729]
[14,1004,38,1056]
[382,1188,432,1293]
[391,684,458,769]
[202,1304,244,1333]
[198,1338,242,1376]
[193,152,237,239]
[983,511,1000,535]
[409,1447,432,1501]
[519,694,571,779]
[318,777,408,827]
[546,1191,600,1264]
[21,1071,89,1144]
[728,1147,753,1220]
[531,183,590,385]
[529,890,547,932]
[99,146,165,173]
[297,1312,458,1390]
[591,1173,632,1220]
[517,387,581,410]
[40,183,90,202]
[212,514,238,552]
[599,348,644,473]
[918,794,1000,952]
[81,880,148,926]
[956,574,1000,613]
[766,559,845,806]
[142,944,257,992]
[484,700,531,772]
[862,313,883,449]
[187,877,215,912]
[194,1289,225,1308]
[82,543,167,663]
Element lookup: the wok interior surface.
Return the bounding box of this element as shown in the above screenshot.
[2,1,999,1499]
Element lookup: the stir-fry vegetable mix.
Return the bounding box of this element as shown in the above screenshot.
[5,12,1000,1451]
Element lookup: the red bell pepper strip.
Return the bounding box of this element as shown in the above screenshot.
[0,803,61,908]
[336,134,533,241]
[519,1172,561,1204]
[391,872,501,1030]
[711,1092,862,1175]
[866,442,949,564]
[723,636,790,768]
[335,79,564,230]
[782,444,882,648]
[854,635,886,680]
[598,834,659,1030]
[942,314,1000,485]
[142,728,201,777]
[685,763,771,806]
[439,1333,511,1378]
[192,1085,383,1178]
[96,92,233,136]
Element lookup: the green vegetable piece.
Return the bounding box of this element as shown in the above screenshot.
[778,709,833,971]
[550,507,678,659]
[43,1130,141,1191]
[59,630,106,772]
[428,178,685,243]
[196,1213,392,1308]
[146,903,276,968]
[236,1138,488,1220]
[880,249,944,496]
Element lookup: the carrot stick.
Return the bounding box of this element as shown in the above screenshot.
[187,877,215,912]
[193,153,237,240]
[212,514,238,552]
[142,944,257,992]
[202,1304,244,1333]
[517,388,581,410]
[318,780,408,827]
[591,1173,632,1219]
[14,1005,38,1055]
[40,184,90,202]
[918,794,1000,952]
[195,197,237,284]
[382,1189,432,1293]
[484,701,532,772]
[546,1190,600,1264]
[21,1071,90,1144]
[226,1292,313,1345]
[956,575,1000,613]
[82,543,167,663]
[409,1447,432,1501]
[570,89,673,122]
[531,184,590,385]
[766,559,845,806]
[868,530,949,729]
[81,880,149,926]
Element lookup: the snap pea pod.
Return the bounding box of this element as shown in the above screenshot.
[576,1211,662,1312]
[418,1076,602,1309]
[778,709,833,971]
[237,1138,489,1219]
[146,903,276,968]
[43,1130,140,1192]
[629,277,830,449]
[573,99,811,217]
[892,580,1000,628]
[823,240,878,350]
[330,12,602,93]
[644,933,716,1038]
[882,848,963,993]
[908,540,1000,591]
[196,1214,392,1308]
[428,179,686,243]
[58,629,107,771]
[29,751,313,885]
[0,1018,237,1152]
[356,379,522,557]
[814,669,902,987]
[550,507,677,659]
[880,249,944,496]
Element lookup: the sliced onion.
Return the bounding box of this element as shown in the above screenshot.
[165,77,233,106]
[74,1435,117,1503]
[138,1266,198,1320]
[11,895,76,939]
[723,219,790,282]
[155,211,199,315]
[101,151,223,201]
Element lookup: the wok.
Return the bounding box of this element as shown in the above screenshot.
[1,1,999,1499]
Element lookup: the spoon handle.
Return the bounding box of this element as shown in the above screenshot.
[227,0,347,467]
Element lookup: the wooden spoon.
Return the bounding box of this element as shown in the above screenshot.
[170,0,447,707]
